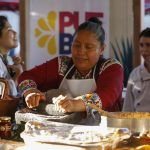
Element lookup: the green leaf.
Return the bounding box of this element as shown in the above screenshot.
[111,37,133,87]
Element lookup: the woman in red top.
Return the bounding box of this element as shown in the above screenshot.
[18,17,123,121]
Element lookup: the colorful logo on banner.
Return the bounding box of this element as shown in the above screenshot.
[35,11,103,55]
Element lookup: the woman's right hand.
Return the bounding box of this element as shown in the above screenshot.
[24,89,46,108]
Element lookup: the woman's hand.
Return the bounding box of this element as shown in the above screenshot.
[12,56,22,65]
[7,56,23,84]
[58,98,75,113]
[24,89,46,108]
[57,96,86,113]
[8,63,23,75]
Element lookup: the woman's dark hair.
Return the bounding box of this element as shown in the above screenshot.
[139,28,150,39]
[74,17,105,45]
[0,16,8,37]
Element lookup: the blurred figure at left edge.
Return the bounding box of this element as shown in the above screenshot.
[0,15,23,96]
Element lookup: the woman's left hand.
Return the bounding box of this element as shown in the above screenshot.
[58,98,75,113]
[58,97,86,113]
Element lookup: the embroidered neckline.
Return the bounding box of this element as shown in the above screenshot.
[72,69,93,79]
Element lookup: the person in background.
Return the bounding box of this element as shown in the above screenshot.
[123,28,150,112]
[18,17,123,123]
[0,15,23,96]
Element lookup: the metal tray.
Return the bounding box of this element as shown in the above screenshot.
[105,112,150,133]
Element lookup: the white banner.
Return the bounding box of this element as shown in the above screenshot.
[27,0,109,69]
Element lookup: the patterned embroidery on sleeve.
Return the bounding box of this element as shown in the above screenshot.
[82,93,102,116]
[99,58,122,75]
[18,79,37,96]
[58,56,72,76]
[82,93,102,107]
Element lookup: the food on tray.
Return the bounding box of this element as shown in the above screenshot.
[21,121,130,146]
[21,121,150,149]
[22,121,105,144]
[110,112,150,119]
[140,129,150,139]
[114,132,150,148]
[136,145,150,150]
[112,128,131,142]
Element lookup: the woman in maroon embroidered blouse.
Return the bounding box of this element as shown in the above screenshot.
[18,17,124,117]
